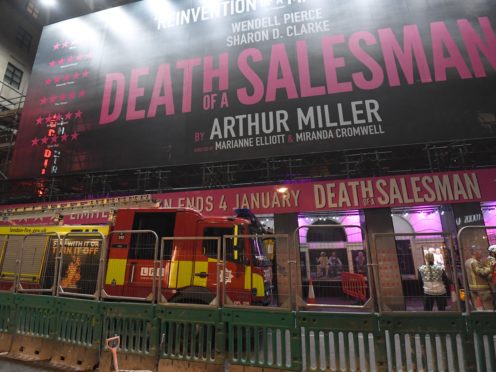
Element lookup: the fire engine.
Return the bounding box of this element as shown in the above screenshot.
[0,207,273,305]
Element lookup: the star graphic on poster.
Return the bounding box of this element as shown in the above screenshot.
[65,111,73,120]
[82,70,89,78]
[74,110,83,119]
[79,90,86,98]
[64,74,71,81]
[50,135,58,144]
[54,76,61,84]
[76,55,83,61]
[55,113,61,121]
[73,72,80,80]
[44,78,52,85]
[71,132,79,140]
[31,138,39,146]
[59,93,66,101]
[41,136,48,144]
[58,58,65,65]
[40,97,48,105]
[69,91,76,100]
[62,41,69,48]
[50,94,58,103]
[49,60,56,67]
[45,115,52,124]
[60,133,69,142]
[67,55,74,63]
[53,43,60,50]
[35,116,43,125]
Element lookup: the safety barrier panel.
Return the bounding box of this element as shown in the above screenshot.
[101,301,159,356]
[2,293,496,371]
[0,292,13,333]
[156,305,223,364]
[53,297,102,348]
[224,308,300,370]
[297,312,384,372]
[294,225,374,311]
[467,312,496,372]
[16,232,62,295]
[102,230,159,302]
[380,313,473,372]
[457,225,496,313]
[56,231,106,300]
[341,272,368,303]
[13,294,55,338]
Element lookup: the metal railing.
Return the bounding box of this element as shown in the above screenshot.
[294,225,374,311]
[16,232,62,295]
[56,231,106,300]
[100,230,159,302]
[2,228,496,370]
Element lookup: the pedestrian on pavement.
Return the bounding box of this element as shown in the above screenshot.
[418,252,449,311]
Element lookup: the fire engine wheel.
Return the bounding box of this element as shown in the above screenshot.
[170,286,215,305]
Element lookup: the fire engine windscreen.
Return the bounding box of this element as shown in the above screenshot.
[249,225,271,267]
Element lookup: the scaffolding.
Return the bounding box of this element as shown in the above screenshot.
[0,80,25,179]
[0,137,496,205]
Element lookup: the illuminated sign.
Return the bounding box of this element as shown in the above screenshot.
[9,0,496,178]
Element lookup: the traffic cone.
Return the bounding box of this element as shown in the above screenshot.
[307,278,317,305]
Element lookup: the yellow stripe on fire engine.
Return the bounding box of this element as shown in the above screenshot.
[244,266,265,297]
[0,237,6,269]
[0,225,109,235]
[105,259,126,285]
[168,260,193,288]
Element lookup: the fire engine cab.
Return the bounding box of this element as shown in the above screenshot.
[103,208,273,305]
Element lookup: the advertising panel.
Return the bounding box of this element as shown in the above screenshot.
[0,169,495,221]
[42,235,103,295]
[10,0,496,178]
[153,168,496,215]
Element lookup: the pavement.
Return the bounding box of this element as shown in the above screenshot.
[0,355,56,371]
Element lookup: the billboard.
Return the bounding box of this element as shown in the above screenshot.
[10,0,496,178]
[42,235,103,295]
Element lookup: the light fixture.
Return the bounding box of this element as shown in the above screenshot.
[40,0,56,7]
[276,186,288,193]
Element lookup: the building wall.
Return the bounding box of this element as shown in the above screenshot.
[0,0,43,104]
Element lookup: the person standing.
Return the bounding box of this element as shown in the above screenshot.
[465,248,493,310]
[316,252,328,278]
[328,251,343,278]
[355,251,367,275]
[474,245,496,305]
[418,252,449,311]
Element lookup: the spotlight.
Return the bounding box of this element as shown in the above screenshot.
[40,0,56,7]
